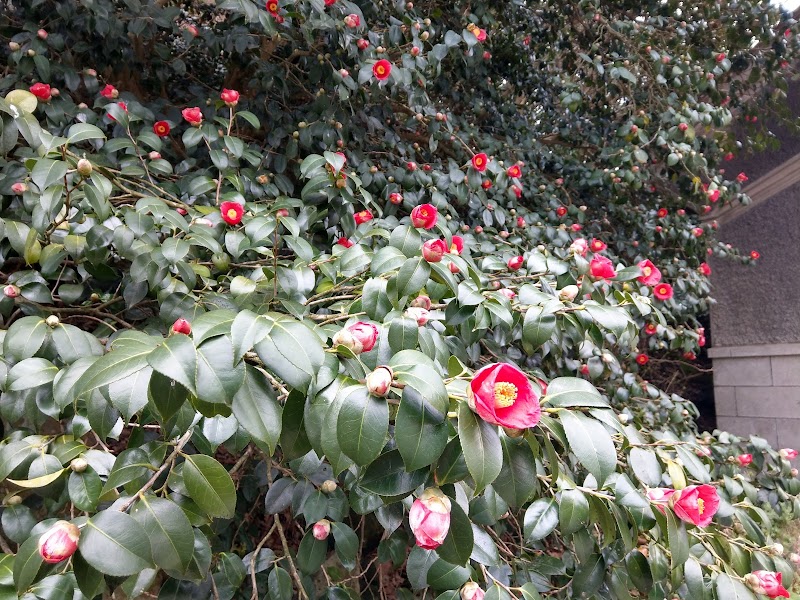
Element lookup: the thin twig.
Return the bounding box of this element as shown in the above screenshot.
[275,516,309,600]
[249,520,278,600]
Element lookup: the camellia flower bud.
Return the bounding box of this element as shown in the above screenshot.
[76,158,93,177]
[333,321,379,355]
[744,571,790,598]
[422,239,447,263]
[559,285,579,302]
[409,488,451,549]
[70,458,88,473]
[220,88,240,107]
[45,315,60,328]
[792,468,799,477]
[171,318,192,335]
[38,521,80,564]
[507,256,524,271]
[406,307,430,326]
[9,41,20,51]
[320,480,338,494]
[3,284,20,298]
[11,182,28,194]
[779,448,798,460]
[460,582,485,600]
[312,519,331,541]
[366,366,393,397]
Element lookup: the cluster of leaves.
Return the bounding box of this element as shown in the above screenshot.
[0,0,799,599]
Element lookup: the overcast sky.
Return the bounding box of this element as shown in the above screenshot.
[782,0,800,10]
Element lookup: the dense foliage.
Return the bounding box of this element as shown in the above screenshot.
[1,0,799,599]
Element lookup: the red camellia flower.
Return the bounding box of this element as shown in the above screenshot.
[683,351,696,360]
[507,256,524,271]
[344,13,360,28]
[657,208,668,218]
[745,571,790,598]
[516,217,525,228]
[737,453,753,466]
[410,204,438,229]
[422,239,447,263]
[38,521,80,564]
[220,88,240,106]
[737,172,749,183]
[750,250,760,260]
[481,179,492,190]
[182,106,203,126]
[653,282,673,300]
[100,84,119,99]
[220,201,244,225]
[324,0,336,5]
[589,239,607,253]
[389,192,403,205]
[29,82,51,100]
[707,189,720,203]
[354,209,373,225]
[357,39,369,50]
[645,323,658,335]
[699,262,711,276]
[449,235,464,255]
[409,488,451,549]
[171,318,192,335]
[671,484,720,527]
[716,52,726,62]
[637,259,662,285]
[589,255,616,280]
[336,237,353,249]
[467,362,541,429]
[780,448,798,460]
[471,153,488,172]
[507,165,522,178]
[266,0,279,15]
[373,59,392,81]
[153,120,171,137]
[556,206,567,217]
[636,354,649,366]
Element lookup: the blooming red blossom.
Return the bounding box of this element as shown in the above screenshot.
[336,237,353,249]
[507,256,524,271]
[354,209,373,225]
[409,488,451,549]
[645,323,658,336]
[373,59,392,80]
[220,201,244,225]
[737,453,753,467]
[171,318,192,335]
[153,120,171,137]
[29,82,51,100]
[707,189,720,202]
[745,571,790,598]
[266,0,279,15]
[410,204,438,229]
[653,283,673,300]
[657,208,668,218]
[507,165,522,178]
[637,259,661,286]
[182,106,203,126]
[737,172,749,183]
[220,88,240,106]
[724,152,734,161]
[100,84,119,99]
[324,0,336,5]
[671,484,720,527]
[449,235,464,255]
[481,180,492,190]
[468,363,541,429]
[699,262,711,276]
[471,153,488,172]
[38,521,80,564]
[589,255,616,280]
[422,239,447,263]
[556,206,567,218]
[636,354,649,366]
[750,250,760,260]
[389,192,403,205]
[589,239,607,253]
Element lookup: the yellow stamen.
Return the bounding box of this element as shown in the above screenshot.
[643,267,651,276]
[697,498,705,515]
[227,209,238,220]
[493,382,518,409]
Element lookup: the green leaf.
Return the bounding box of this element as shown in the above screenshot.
[195,336,245,406]
[395,257,431,298]
[522,305,556,349]
[3,316,47,361]
[230,310,272,364]
[147,334,198,396]
[523,498,558,542]
[231,366,282,454]
[426,559,470,591]
[389,351,449,417]
[51,324,104,364]
[395,386,449,471]
[13,535,43,594]
[8,358,57,390]
[559,410,617,486]
[584,303,632,338]
[494,435,538,508]
[149,371,189,423]
[331,522,358,571]
[73,552,104,599]
[435,499,473,566]
[280,389,312,460]
[68,469,102,512]
[67,123,106,144]
[559,489,589,536]
[79,511,154,576]
[296,530,327,574]
[78,332,160,398]
[268,566,292,600]
[629,447,662,487]
[388,317,419,354]
[543,377,607,408]
[360,450,428,497]
[131,496,195,575]
[181,454,236,519]
[457,402,502,493]
[0,439,38,481]
[255,317,324,391]
[337,387,389,466]
[31,158,68,191]
[666,510,689,569]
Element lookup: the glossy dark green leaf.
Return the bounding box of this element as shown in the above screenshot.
[3,316,47,361]
[100,448,152,496]
[181,454,236,519]
[522,305,556,349]
[231,365,282,454]
[255,316,324,391]
[523,498,558,542]
[337,387,389,466]
[395,386,449,471]
[73,552,104,599]
[543,377,607,408]
[79,511,154,576]
[395,257,431,298]
[559,489,589,536]
[559,410,616,486]
[388,317,419,354]
[195,336,245,405]
[146,334,198,395]
[131,496,195,575]
[12,535,43,594]
[360,450,428,496]
[458,402,502,493]
[268,566,292,600]
[629,447,662,487]
[296,529,328,574]
[426,558,470,591]
[435,499,473,566]
[149,371,189,423]
[280,390,312,460]
[494,435,538,508]
[331,522,358,571]
[68,469,102,512]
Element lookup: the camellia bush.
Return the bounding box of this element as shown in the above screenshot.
[2,0,800,599]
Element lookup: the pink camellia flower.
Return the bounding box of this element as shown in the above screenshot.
[182,107,203,126]
[410,204,438,229]
[471,153,488,172]
[516,217,525,228]
[333,321,379,354]
[698,335,706,347]
[373,59,392,80]
[737,453,753,466]
[38,521,80,564]
[637,259,662,285]
[737,172,749,183]
[570,238,588,256]
[507,256,524,271]
[498,288,516,299]
[780,448,798,460]
[171,318,192,335]
[449,236,464,255]
[100,84,119,99]
[589,255,616,280]
[556,206,568,217]
[646,487,677,514]
[354,209,373,225]
[3,284,20,298]
[744,571,791,598]
[670,484,720,527]
[409,488,451,549]
[153,120,171,137]
[507,165,522,178]
[724,152,734,161]
[468,362,541,429]
[406,306,430,326]
[324,0,336,4]
[220,201,244,225]
[389,192,403,205]
[220,88,240,106]
[684,351,696,361]
[422,239,447,263]
[476,28,487,42]
[312,519,331,541]
[357,39,369,50]
[653,283,673,300]
[29,82,52,101]
[461,582,485,600]
[344,13,360,28]
[589,239,607,253]
[336,237,353,249]
[366,366,393,397]
[11,182,28,194]
[511,185,522,198]
[699,262,712,276]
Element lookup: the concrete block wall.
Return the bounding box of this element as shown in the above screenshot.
[710,343,800,449]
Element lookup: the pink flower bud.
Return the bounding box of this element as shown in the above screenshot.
[344,13,360,28]
[171,318,192,335]
[411,295,431,310]
[507,256,524,271]
[409,488,451,549]
[3,284,20,298]
[38,521,80,564]
[312,519,331,540]
[37,29,48,40]
[460,582,485,600]
[333,322,379,354]
[406,307,430,326]
[11,182,28,194]
[422,239,447,263]
[366,366,393,397]
[559,285,579,302]
[744,571,790,598]
[780,448,798,460]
